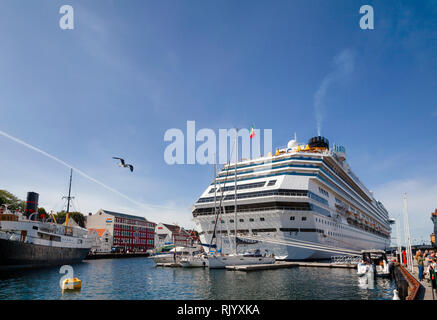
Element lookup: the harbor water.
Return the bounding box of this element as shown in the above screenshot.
[0,257,395,300]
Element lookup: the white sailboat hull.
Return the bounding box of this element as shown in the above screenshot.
[206,254,275,269]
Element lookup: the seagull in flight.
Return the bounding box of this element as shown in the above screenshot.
[112,157,134,172]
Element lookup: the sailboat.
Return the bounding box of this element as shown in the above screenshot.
[205,132,275,269]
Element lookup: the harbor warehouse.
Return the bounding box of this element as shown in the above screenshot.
[86,209,156,252]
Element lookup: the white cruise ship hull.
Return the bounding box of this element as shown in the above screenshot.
[197,211,389,260]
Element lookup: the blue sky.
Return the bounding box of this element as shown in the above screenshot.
[1,0,436,245]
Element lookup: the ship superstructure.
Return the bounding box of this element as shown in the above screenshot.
[192,135,392,260]
[0,170,92,269]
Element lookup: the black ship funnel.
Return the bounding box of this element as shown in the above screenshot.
[308,136,329,149]
[25,192,39,220]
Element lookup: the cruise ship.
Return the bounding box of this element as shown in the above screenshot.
[192,135,392,260]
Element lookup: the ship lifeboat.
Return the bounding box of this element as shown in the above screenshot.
[61,278,82,291]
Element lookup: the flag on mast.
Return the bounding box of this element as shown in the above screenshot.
[249,125,255,139]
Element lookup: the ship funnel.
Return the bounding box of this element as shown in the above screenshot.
[308,136,329,149]
[25,191,39,219]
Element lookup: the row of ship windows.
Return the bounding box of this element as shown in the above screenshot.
[211,215,348,225]
[206,228,343,236]
[208,180,277,194]
[215,162,384,223]
[212,216,310,224]
[213,217,266,224]
[210,215,353,239]
[217,162,319,178]
[199,188,307,203]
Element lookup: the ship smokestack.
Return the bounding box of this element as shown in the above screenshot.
[308,136,329,149]
[25,192,39,220]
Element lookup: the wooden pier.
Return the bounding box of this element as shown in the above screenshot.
[226,261,356,271]
[404,264,436,300]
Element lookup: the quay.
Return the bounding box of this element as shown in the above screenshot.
[85,252,150,260]
[225,261,356,271]
[404,264,436,300]
[153,261,356,270]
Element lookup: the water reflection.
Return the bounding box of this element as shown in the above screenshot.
[0,258,395,300]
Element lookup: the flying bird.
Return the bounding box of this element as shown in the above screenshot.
[112,157,134,172]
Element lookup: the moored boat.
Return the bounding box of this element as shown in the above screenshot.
[0,170,92,270]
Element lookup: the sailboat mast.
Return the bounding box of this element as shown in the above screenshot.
[214,153,217,253]
[234,131,238,254]
[66,168,73,214]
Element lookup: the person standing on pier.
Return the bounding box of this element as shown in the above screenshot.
[416,250,424,281]
[424,250,429,278]
[428,258,437,296]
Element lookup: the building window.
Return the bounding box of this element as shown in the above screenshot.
[290,216,295,221]
[260,217,265,221]
[239,219,244,222]
[249,218,254,222]
[230,219,234,223]
[302,217,307,221]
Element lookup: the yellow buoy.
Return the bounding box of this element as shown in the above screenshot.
[61,277,82,291]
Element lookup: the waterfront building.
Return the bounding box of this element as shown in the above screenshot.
[155,223,192,247]
[86,209,155,252]
[88,228,113,253]
[193,135,393,260]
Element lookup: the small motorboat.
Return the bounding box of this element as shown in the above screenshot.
[357,260,375,276]
[359,250,391,277]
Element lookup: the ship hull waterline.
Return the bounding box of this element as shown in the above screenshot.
[0,238,90,270]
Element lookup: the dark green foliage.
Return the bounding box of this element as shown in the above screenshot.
[55,210,86,228]
[0,190,25,212]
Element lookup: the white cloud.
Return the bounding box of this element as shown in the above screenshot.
[314,48,355,136]
[373,177,437,246]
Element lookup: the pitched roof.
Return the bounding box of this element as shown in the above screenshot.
[99,209,151,222]
[88,228,108,237]
[95,229,107,237]
[162,223,189,235]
